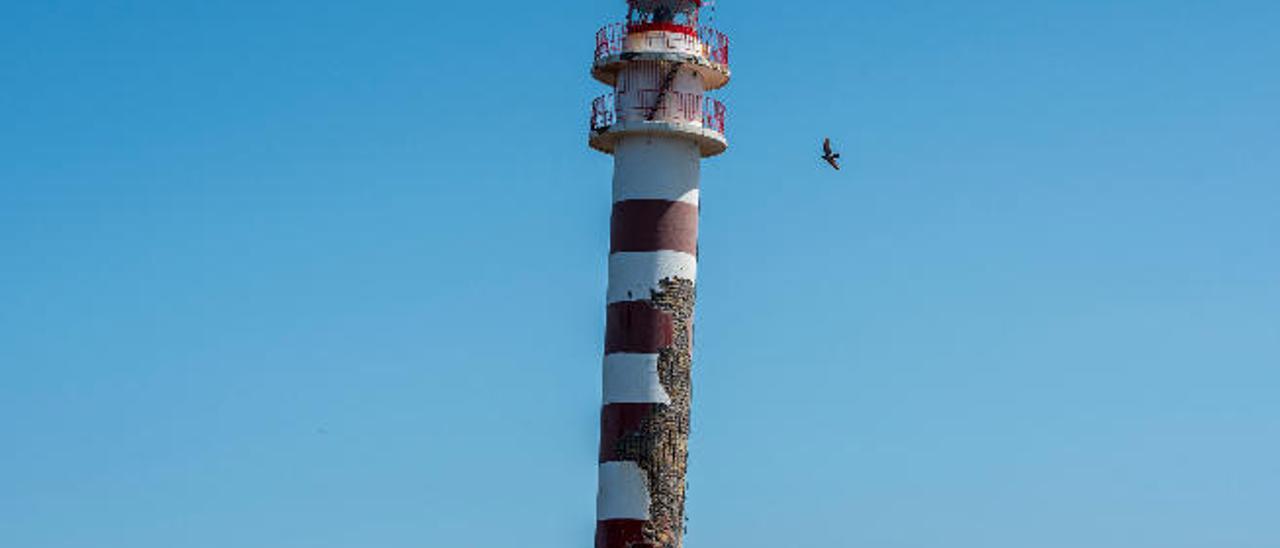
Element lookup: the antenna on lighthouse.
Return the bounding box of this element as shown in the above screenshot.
[587,2,730,548]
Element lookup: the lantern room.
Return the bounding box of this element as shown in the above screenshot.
[626,0,703,33]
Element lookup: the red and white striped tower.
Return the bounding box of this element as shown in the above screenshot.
[588,1,729,547]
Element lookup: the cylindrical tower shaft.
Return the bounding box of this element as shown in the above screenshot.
[588,2,730,547]
[597,135,700,548]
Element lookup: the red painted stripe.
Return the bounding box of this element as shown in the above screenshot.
[627,22,697,37]
[605,301,674,354]
[596,519,653,548]
[611,200,699,255]
[600,403,657,462]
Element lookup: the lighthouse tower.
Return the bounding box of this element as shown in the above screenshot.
[588,1,730,547]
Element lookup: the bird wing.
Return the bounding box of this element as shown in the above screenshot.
[823,138,832,155]
[826,156,840,170]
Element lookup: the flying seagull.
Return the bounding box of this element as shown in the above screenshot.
[821,138,841,170]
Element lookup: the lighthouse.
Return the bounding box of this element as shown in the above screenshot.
[588,1,730,547]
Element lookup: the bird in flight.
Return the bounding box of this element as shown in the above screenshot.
[821,138,841,170]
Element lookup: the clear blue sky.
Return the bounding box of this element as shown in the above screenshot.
[2,1,1278,546]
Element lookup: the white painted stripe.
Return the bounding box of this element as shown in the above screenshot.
[597,461,651,520]
[607,251,697,304]
[603,354,671,405]
[613,136,701,205]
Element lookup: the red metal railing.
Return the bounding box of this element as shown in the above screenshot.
[702,97,726,135]
[594,22,730,68]
[591,93,617,132]
[595,23,628,59]
[698,27,729,65]
[590,93,727,138]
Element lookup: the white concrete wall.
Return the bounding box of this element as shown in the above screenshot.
[612,136,700,205]
[615,61,707,125]
[624,29,703,57]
